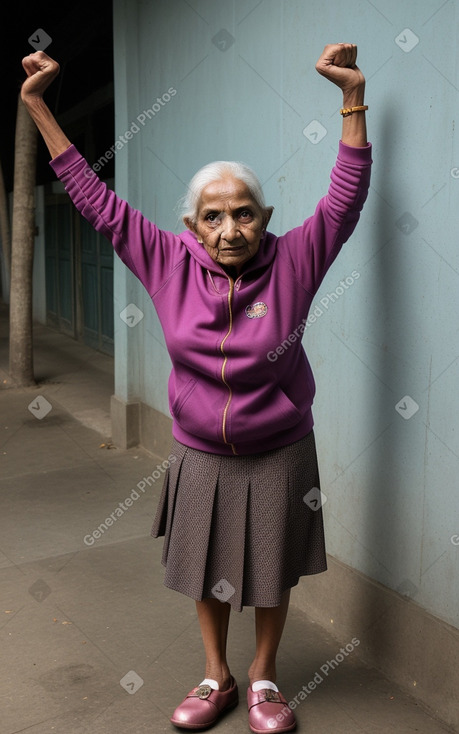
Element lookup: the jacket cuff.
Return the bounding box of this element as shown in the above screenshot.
[338,140,372,165]
[49,144,83,175]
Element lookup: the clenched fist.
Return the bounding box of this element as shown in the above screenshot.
[315,43,365,96]
[21,51,60,101]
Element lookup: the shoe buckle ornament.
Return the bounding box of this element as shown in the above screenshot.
[196,684,212,699]
[262,689,280,702]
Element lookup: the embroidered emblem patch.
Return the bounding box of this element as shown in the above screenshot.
[245,302,268,319]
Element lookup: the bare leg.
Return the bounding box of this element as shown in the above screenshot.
[248,589,291,686]
[195,597,232,690]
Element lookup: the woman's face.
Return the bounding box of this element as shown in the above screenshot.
[184,176,272,275]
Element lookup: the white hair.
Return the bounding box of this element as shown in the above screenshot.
[181,161,266,224]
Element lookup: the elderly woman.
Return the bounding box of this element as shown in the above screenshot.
[21,43,371,733]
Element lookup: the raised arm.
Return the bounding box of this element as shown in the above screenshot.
[21,51,71,159]
[315,43,367,148]
[19,50,184,299]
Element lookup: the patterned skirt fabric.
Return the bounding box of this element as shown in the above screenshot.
[150,431,327,612]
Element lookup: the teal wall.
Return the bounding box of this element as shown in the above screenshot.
[112,0,459,628]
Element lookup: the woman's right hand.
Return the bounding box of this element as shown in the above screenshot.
[21,51,60,102]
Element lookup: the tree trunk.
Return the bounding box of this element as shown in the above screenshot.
[0,157,11,295]
[9,95,38,386]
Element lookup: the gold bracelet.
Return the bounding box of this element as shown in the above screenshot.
[340,105,368,117]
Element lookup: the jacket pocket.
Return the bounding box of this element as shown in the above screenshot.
[270,388,304,431]
[171,378,197,418]
[228,387,304,444]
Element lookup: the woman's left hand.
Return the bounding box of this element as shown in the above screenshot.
[315,43,365,97]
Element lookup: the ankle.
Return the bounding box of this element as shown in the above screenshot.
[204,664,232,691]
[248,662,276,687]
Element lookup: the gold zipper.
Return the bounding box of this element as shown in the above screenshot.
[220,276,237,455]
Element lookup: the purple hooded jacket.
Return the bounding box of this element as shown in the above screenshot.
[50,141,372,456]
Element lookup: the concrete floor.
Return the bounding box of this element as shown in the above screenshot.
[0,305,455,734]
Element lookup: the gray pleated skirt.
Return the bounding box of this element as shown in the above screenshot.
[150,430,327,612]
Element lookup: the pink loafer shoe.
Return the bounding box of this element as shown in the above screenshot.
[247,686,296,733]
[170,677,238,730]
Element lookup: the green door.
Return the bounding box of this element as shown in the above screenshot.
[79,215,114,355]
[45,197,113,355]
[45,196,75,336]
